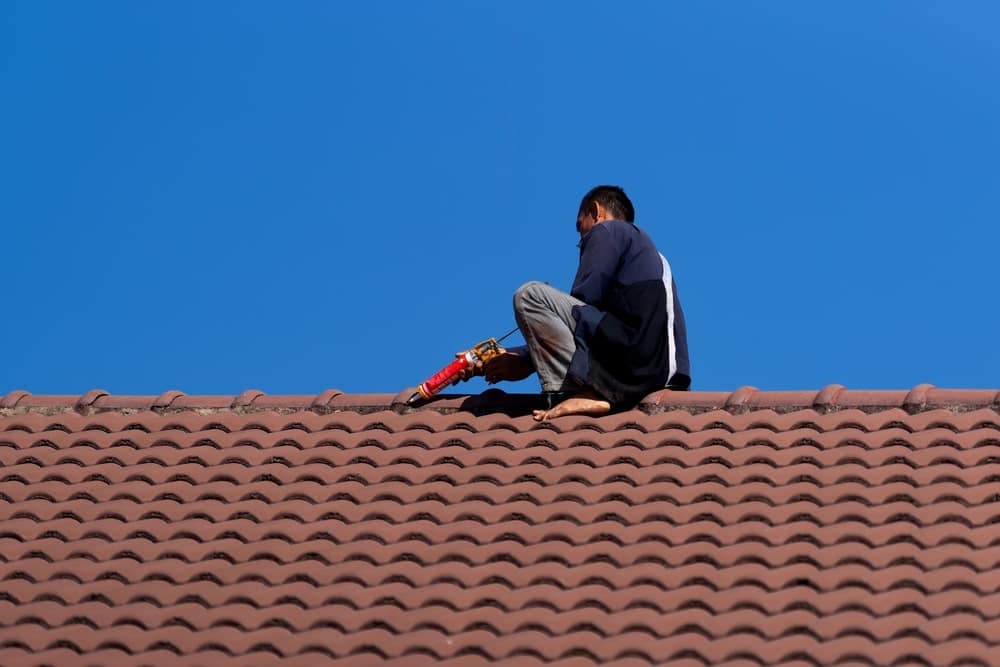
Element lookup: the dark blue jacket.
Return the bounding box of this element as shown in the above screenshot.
[568,220,690,406]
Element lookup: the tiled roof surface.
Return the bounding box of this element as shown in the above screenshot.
[2,387,999,666]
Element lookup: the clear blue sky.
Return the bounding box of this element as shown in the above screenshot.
[3,2,998,396]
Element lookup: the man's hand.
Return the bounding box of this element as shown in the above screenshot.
[483,350,533,384]
[453,349,534,384]
[452,351,482,383]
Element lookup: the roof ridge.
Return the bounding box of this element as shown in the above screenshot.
[2,385,999,416]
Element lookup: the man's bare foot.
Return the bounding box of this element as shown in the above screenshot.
[532,391,611,421]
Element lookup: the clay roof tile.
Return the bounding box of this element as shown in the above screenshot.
[1,388,998,665]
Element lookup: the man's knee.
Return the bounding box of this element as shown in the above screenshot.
[513,281,551,314]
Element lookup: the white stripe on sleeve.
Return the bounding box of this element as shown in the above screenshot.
[660,253,677,383]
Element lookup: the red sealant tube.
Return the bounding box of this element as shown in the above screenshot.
[412,351,476,403]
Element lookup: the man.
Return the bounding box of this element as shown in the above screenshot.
[469,185,690,420]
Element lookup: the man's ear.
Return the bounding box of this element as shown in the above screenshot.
[592,201,608,222]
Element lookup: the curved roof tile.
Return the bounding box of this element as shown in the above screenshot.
[1,388,998,666]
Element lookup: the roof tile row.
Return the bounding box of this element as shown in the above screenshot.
[5,386,1000,414]
[3,408,1000,439]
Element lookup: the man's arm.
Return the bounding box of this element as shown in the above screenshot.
[504,344,532,360]
[570,224,619,306]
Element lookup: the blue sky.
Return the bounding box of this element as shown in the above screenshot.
[2,2,998,396]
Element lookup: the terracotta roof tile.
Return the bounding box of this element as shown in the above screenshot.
[1,388,999,665]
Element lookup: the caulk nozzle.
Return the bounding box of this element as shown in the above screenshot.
[405,392,422,407]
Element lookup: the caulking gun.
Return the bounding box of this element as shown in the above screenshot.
[406,327,518,406]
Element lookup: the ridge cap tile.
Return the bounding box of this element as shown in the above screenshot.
[3,388,999,419]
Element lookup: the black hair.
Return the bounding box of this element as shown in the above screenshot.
[578,185,635,223]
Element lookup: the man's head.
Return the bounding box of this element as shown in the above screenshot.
[576,185,635,236]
